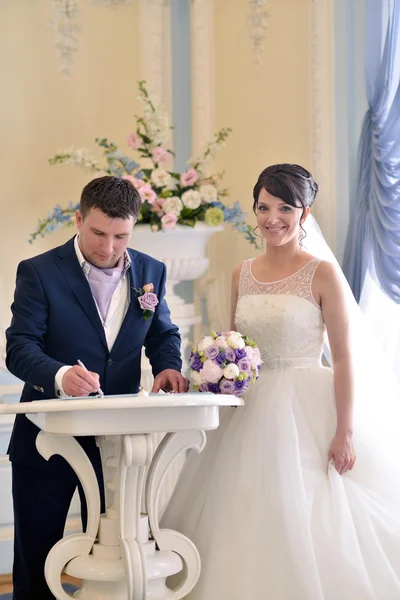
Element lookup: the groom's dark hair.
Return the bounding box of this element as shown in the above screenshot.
[80,176,142,220]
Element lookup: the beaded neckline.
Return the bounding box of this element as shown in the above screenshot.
[249,257,320,286]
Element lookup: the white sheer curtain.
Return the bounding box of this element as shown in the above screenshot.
[359,259,400,381]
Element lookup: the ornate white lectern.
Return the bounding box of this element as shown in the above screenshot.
[0,392,242,599]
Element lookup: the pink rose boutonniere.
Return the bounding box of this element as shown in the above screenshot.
[134,283,159,320]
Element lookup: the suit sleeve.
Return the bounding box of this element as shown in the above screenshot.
[144,263,182,376]
[6,260,65,397]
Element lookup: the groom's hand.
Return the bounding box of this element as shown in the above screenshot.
[152,369,189,393]
[62,366,100,397]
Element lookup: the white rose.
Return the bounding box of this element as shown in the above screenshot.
[151,168,173,188]
[181,190,202,209]
[199,184,218,202]
[215,335,229,349]
[190,370,204,386]
[228,333,245,350]
[165,178,178,191]
[162,196,183,215]
[223,364,240,380]
[197,336,215,352]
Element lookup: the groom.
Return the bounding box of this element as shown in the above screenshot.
[6,175,188,599]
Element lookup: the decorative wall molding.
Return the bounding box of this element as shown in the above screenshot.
[51,0,132,77]
[51,0,79,77]
[248,0,270,65]
[309,0,336,250]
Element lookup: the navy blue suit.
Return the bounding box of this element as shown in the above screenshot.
[6,237,182,598]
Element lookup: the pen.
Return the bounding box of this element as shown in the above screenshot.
[77,359,104,397]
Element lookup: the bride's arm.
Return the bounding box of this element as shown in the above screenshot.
[230,263,242,331]
[314,261,356,475]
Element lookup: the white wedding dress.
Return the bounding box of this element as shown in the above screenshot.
[162,258,400,600]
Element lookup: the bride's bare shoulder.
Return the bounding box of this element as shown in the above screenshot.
[313,259,344,289]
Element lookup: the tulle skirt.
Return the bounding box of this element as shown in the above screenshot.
[162,366,400,599]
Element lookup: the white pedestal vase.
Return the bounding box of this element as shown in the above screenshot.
[131,223,223,382]
[0,393,243,599]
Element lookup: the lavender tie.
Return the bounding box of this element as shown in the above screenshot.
[86,255,124,322]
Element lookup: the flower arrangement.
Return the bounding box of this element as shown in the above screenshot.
[30,81,257,246]
[190,331,262,396]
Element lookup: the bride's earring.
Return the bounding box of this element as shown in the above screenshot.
[299,224,306,249]
[254,226,264,251]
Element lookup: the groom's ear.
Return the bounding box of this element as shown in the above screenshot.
[76,209,83,230]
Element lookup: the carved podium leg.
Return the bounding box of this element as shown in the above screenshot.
[36,431,101,600]
[37,430,206,599]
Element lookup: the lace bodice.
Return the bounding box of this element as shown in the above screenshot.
[235,258,325,369]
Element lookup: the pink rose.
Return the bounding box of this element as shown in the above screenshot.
[122,174,144,189]
[251,349,262,369]
[138,292,159,312]
[151,198,165,215]
[202,359,223,384]
[244,346,254,360]
[161,212,178,230]
[142,283,154,293]
[180,168,198,187]
[126,133,142,149]
[152,147,170,165]
[139,184,157,205]
[151,224,159,232]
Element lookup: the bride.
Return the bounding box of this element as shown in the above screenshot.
[162,164,400,599]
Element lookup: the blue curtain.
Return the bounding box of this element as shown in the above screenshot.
[343,0,400,303]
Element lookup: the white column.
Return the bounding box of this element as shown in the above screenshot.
[189,0,229,337]
[190,0,215,151]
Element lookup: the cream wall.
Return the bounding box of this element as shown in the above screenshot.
[0,0,141,334]
[198,0,318,331]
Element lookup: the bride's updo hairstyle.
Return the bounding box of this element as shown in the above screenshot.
[252,164,318,219]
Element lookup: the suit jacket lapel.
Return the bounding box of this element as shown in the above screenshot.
[55,238,108,349]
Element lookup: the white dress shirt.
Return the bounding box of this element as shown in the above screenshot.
[55,235,131,397]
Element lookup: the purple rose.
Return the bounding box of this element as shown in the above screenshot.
[216,352,227,365]
[208,383,220,394]
[235,348,246,360]
[219,379,235,394]
[234,379,246,391]
[225,348,236,362]
[205,345,219,360]
[191,357,203,372]
[138,292,159,312]
[199,383,209,392]
[238,358,251,373]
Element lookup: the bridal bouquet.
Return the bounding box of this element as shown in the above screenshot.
[30,81,257,246]
[190,331,262,396]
